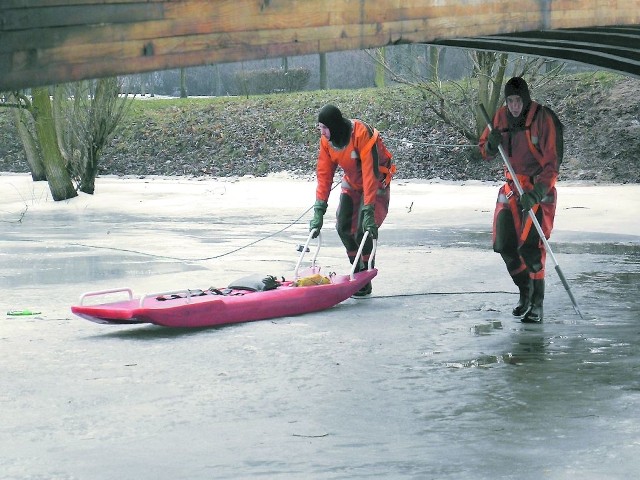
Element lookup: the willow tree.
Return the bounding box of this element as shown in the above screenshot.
[7,77,130,199]
[54,77,131,194]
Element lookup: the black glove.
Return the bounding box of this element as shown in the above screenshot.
[262,275,281,291]
[309,200,327,238]
[520,183,547,212]
[361,204,378,239]
[486,129,502,156]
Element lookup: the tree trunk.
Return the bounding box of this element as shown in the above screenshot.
[10,93,47,181]
[148,72,155,97]
[374,47,386,87]
[213,64,222,95]
[180,68,187,98]
[474,52,508,136]
[428,46,439,81]
[32,88,77,201]
[281,56,290,92]
[80,137,98,195]
[319,53,327,90]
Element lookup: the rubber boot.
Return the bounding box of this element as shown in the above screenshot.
[511,271,532,317]
[522,279,544,323]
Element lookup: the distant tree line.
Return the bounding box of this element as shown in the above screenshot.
[123,45,593,98]
[122,46,473,97]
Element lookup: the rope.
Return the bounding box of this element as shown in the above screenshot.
[383,135,476,149]
[62,205,311,262]
[366,290,513,298]
[58,180,343,262]
[8,179,515,298]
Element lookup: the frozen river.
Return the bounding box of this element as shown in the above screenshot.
[2,175,639,479]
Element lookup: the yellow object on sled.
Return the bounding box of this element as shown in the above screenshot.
[291,273,331,287]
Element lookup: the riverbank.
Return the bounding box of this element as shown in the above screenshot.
[1,73,639,183]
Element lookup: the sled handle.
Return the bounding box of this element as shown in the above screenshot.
[293,229,322,280]
[79,287,133,305]
[349,231,377,280]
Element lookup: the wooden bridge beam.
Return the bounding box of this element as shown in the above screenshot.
[1,0,639,90]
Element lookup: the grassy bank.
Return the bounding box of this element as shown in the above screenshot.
[1,73,639,182]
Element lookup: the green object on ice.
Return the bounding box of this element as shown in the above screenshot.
[7,310,41,316]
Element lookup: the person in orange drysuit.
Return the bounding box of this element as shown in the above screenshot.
[479,77,560,323]
[310,104,396,297]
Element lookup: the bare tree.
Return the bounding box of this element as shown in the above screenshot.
[54,77,132,194]
[3,89,75,198]
[3,77,131,199]
[368,48,564,142]
[474,51,509,136]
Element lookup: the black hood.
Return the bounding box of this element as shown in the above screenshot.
[504,76,532,127]
[318,104,351,148]
[504,77,532,109]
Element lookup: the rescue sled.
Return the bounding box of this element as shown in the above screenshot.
[71,231,377,328]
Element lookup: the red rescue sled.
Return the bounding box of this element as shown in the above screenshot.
[71,231,377,328]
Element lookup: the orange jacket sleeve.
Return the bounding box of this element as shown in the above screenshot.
[315,136,337,202]
[530,106,560,191]
[478,109,503,160]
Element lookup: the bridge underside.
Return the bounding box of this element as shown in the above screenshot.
[1,1,639,91]
[434,26,640,77]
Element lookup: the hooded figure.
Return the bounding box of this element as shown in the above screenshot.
[317,104,352,149]
[310,104,396,297]
[478,77,561,324]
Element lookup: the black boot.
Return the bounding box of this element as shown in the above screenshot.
[349,256,372,296]
[511,271,532,317]
[522,279,544,323]
[352,281,372,297]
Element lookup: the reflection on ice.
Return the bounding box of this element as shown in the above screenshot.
[1,249,205,287]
